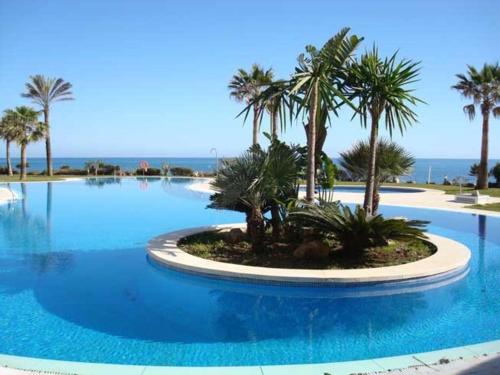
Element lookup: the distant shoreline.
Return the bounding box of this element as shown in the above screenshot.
[1,157,499,184]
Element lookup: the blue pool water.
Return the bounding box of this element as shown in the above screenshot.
[0,178,498,366]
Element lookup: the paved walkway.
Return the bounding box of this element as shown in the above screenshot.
[370,353,500,374]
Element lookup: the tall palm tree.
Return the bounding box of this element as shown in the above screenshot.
[229,64,273,146]
[3,106,46,180]
[452,63,500,189]
[350,48,422,215]
[290,28,362,202]
[22,75,73,176]
[0,114,17,175]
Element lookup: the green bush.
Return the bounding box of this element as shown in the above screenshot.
[0,167,17,175]
[490,163,500,185]
[170,167,194,176]
[135,167,161,176]
[54,168,87,176]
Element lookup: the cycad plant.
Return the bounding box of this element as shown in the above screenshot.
[3,106,46,180]
[22,75,73,176]
[288,203,427,253]
[350,48,422,215]
[452,63,499,189]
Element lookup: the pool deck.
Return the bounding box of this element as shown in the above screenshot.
[188,180,500,217]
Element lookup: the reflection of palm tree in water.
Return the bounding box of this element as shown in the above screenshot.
[0,184,69,274]
[477,215,487,294]
[211,290,428,343]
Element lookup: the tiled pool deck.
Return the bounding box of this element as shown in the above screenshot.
[0,340,499,374]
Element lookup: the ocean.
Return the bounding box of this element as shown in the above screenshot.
[1,157,498,184]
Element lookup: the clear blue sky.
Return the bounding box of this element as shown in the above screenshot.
[0,0,498,159]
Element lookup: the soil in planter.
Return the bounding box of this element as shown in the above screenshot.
[177,230,436,270]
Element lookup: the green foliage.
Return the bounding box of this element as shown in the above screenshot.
[136,167,161,176]
[170,167,194,176]
[339,139,415,181]
[209,140,302,248]
[489,163,500,184]
[288,203,428,252]
[469,163,480,177]
[452,63,500,121]
[349,48,423,135]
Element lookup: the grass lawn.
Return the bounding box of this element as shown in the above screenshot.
[0,175,76,182]
[467,202,500,212]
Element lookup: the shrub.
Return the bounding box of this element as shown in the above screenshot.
[288,203,428,252]
[490,163,500,185]
[170,167,194,176]
[54,168,87,176]
[135,167,161,176]
[60,165,71,169]
[0,167,17,175]
[469,163,479,177]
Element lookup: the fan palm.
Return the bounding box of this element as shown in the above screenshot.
[339,139,414,212]
[3,106,46,180]
[0,114,17,175]
[350,48,422,215]
[208,140,301,249]
[22,75,73,176]
[452,63,500,189]
[228,65,273,146]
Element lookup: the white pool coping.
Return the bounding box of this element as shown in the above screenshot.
[0,340,499,374]
[147,223,471,284]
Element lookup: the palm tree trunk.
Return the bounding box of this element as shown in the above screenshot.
[5,140,13,176]
[252,104,260,146]
[364,114,379,215]
[477,111,489,190]
[44,107,53,176]
[305,82,319,202]
[247,207,265,252]
[271,204,281,240]
[271,107,278,140]
[20,144,27,181]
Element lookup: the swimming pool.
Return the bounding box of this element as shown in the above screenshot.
[0,178,498,366]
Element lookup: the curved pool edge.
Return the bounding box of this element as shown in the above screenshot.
[147,223,471,285]
[1,340,498,375]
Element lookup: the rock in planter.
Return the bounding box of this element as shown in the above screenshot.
[226,228,245,244]
[293,240,330,260]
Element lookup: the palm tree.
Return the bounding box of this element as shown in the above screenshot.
[0,114,17,175]
[350,48,422,215]
[3,106,46,180]
[290,28,362,202]
[229,64,273,146]
[452,63,500,189]
[339,139,415,212]
[22,75,73,176]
